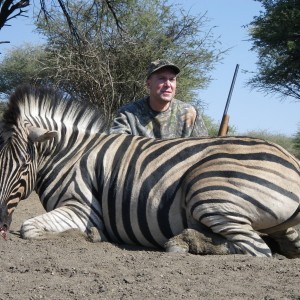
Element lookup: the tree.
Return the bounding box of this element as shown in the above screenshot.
[1,0,225,122]
[0,44,51,99]
[0,0,30,41]
[245,129,297,156]
[203,115,236,136]
[0,1,129,46]
[293,125,300,158]
[248,0,300,100]
[0,101,7,119]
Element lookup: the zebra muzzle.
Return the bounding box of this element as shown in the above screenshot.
[0,225,8,240]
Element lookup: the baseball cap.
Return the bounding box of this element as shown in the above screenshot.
[147,59,180,78]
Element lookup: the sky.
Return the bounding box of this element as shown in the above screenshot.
[0,0,299,136]
[174,0,300,136]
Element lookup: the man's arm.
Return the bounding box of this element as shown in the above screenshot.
[109,112,133,134]
[191,109,208,137]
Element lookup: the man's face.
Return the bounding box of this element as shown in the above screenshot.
[146,68,177,103]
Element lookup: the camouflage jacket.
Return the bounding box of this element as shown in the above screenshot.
[109,97,208,138]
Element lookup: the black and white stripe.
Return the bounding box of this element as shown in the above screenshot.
[0,85,300,257]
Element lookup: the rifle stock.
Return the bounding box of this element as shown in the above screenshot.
[217,64,239,137]
[218,114,230,136]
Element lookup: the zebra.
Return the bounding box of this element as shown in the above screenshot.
[0,85,300,258]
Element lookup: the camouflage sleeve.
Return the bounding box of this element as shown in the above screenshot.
[190,109,208,137]
[109,112,132,134]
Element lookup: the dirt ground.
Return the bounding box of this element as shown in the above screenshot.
[0,192,300,300]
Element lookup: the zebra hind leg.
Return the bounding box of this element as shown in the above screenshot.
[268,227,300,258]
[209,222,273,257]
[165,223,273,257]
[165,228,231,255]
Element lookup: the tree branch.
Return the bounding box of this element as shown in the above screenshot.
[0,0,30,30]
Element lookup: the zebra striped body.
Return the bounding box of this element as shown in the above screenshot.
[0,85,300,257]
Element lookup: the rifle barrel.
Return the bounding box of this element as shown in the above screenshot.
[217,64,239,137]
[222,64,239,116]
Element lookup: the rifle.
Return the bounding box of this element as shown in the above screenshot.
[218,64,239,136]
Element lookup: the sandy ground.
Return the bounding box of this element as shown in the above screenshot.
[0,192,300,300]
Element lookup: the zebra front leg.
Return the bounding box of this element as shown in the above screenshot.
[20,206,107,242]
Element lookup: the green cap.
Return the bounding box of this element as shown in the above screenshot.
[147,59,180,78]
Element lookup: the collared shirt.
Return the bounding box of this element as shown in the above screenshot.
[109,97,208,138]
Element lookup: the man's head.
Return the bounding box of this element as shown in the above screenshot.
[147,59,180,79]
[146,59,180,111]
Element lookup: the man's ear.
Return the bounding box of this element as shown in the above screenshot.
[146,78,151,89]
[28,126,58,143]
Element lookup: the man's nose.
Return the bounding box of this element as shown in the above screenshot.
[163,80,172,86]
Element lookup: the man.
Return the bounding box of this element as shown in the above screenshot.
[109,59,208,138]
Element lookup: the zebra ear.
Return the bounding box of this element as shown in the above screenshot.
[28,126,58,143]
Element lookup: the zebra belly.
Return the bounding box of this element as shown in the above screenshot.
[101,189,186,248]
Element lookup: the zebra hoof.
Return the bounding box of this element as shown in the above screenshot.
[165,239,189,253]
[165,245,188,253]
[86,227,107,243]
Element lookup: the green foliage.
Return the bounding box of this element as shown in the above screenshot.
[203,115,236,136]
[244,129,298,157]
[248,0,300,100]
[0,0,224,122]
[0,44,51,98]
[203,115,219,136]
[0,101,7,120]
[292,124,300,158]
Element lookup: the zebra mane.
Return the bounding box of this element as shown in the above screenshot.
[2,85,107,135]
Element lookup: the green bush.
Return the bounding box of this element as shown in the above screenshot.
[243,129,298,158]
[292,126,300,159]
[203,115,237,137]
[0,102,7,121]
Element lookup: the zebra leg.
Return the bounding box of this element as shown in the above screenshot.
[213,223,272,257]
[186,200,273,256]
[268,227,300,258]
[20,206,107,241]
[165,228,231,255]
[166,223,272,257]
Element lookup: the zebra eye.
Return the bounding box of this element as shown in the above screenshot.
[19,163,28,173]
[19,156,31,173]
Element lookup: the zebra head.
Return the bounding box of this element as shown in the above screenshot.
[0,121,57,239]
